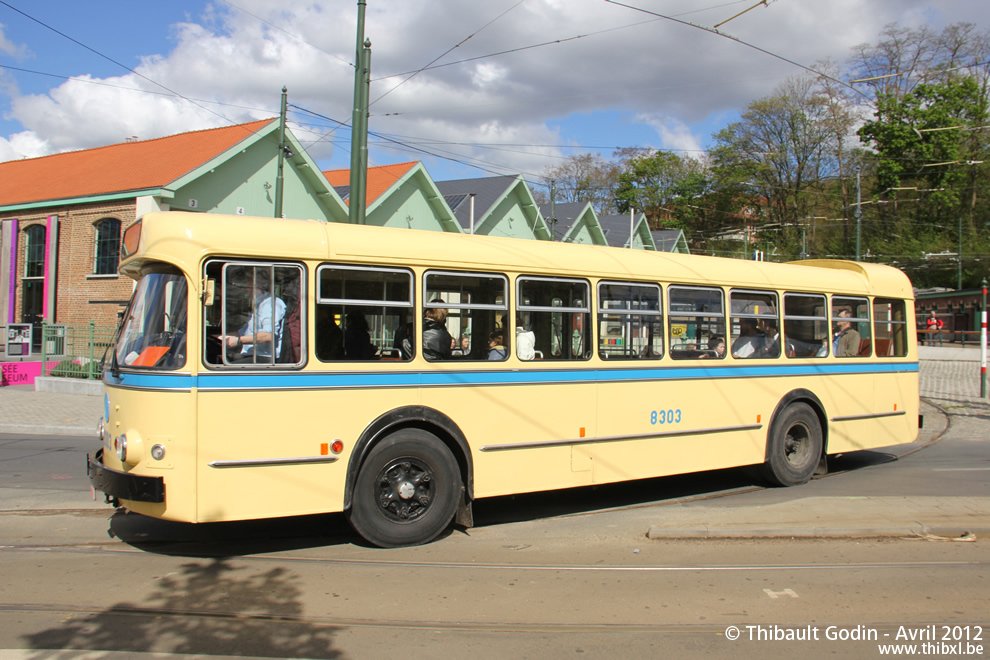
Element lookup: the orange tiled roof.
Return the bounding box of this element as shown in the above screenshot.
[0,118,276,207]
[323,161,418,206]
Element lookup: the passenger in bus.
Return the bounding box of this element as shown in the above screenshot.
[758,319,783,358]
[423,302,453,360]
[731,318,764,358]
[344,310,377,359]
[707,335,726,358]
[316,305,344,360]
[393,318,413,360]
[225,272,285,362]
[515,313,536,360]
[488,330,507,360]
[453,333,471,357]
[832,308,861,357]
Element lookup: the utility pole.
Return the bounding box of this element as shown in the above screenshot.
[958,216,963,290]
[274,86,287,219]
[855,167,862,261]
[549,179,556,241]
[981,278,987,399]
[348,1,370,225]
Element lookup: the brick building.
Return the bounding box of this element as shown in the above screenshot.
[0,119,347,350]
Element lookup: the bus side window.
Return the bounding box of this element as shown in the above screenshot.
[597,281,663,360]
[424,271,509,362]
[203,260,304,368]
[317,264,414,361]
[729,289,779,359]
[517,276,591,361]
[831,296,871,358]
[873,298,908,357]
[783,293,828,358]
[668,286,725,360]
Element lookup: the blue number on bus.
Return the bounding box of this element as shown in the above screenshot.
[650,409,682,425]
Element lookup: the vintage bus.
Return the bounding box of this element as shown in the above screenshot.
[88,211,918,547]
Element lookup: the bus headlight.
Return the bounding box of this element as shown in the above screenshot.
[113,433,144,466]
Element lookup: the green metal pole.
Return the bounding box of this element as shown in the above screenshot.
[274,86,287,219]
[358,39,371,218]
[348,1,368,225]
[87,320,94,379]
[957,216,963,290]
[40,318,47,376]
[855,167,862,262]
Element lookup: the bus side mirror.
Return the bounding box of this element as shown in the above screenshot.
[203,279,216,306]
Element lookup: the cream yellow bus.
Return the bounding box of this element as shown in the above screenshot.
[88,211,919,547]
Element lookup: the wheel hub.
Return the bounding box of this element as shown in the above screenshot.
[375,459,433,521]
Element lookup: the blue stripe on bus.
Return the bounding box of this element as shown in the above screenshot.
[105,361,919,392]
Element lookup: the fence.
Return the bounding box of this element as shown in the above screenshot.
[40,321,117,380]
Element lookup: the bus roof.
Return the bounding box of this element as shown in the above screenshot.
[125,212,914,299]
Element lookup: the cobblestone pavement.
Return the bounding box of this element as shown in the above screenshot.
[0,385,103,435]
[919,350,989,434]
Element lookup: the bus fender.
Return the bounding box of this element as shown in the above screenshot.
[344,405,475,524]
[766,389,829,474]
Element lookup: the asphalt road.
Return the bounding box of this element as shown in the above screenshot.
[0,412,987,659]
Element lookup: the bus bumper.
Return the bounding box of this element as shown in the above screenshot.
[87,448,165,504]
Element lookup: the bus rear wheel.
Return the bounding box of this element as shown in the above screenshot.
[347,429,461,548]
[762,402,822,487]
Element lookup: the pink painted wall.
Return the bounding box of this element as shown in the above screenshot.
[0,361,60,386]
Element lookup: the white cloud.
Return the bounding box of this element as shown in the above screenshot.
[637,114,703,154]
[0,0,988,178]
[0,130,50,161]
[0,23,31,61]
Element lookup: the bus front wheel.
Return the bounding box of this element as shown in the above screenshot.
[762,402,822,487]
[347,429,461,548]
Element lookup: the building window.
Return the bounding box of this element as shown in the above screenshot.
[24,224,46,278]
[94,218,121,275]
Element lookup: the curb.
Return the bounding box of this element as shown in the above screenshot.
[33,376,104,396]
[646,524,990,540]
[0,424,96,436]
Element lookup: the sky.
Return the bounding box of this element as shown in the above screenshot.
[1,0,989,192]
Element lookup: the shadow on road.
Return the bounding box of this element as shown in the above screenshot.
[108,447,900,558]
[22,558,343,659]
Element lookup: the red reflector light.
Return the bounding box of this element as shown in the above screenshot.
[331,440,344,454]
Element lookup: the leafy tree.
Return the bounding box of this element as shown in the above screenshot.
[858,76,990,269]
[614,150,696,230]
[535,153,621,216]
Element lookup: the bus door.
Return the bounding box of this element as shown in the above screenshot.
[196,260,319,522]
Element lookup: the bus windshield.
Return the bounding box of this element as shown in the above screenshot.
[115,270,188,369]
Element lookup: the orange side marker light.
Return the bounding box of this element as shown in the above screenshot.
[757,414,761,423]
[579,427,586,438]
[321,443,329,456]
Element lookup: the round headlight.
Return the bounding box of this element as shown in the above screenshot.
[115,434,127,462]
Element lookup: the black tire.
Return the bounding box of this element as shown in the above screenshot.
[761,402,823,487]
[347,429,461,548]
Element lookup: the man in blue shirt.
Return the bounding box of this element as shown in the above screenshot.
[226,271,286,362]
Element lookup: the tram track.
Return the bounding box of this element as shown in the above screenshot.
[0,541,987,572]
